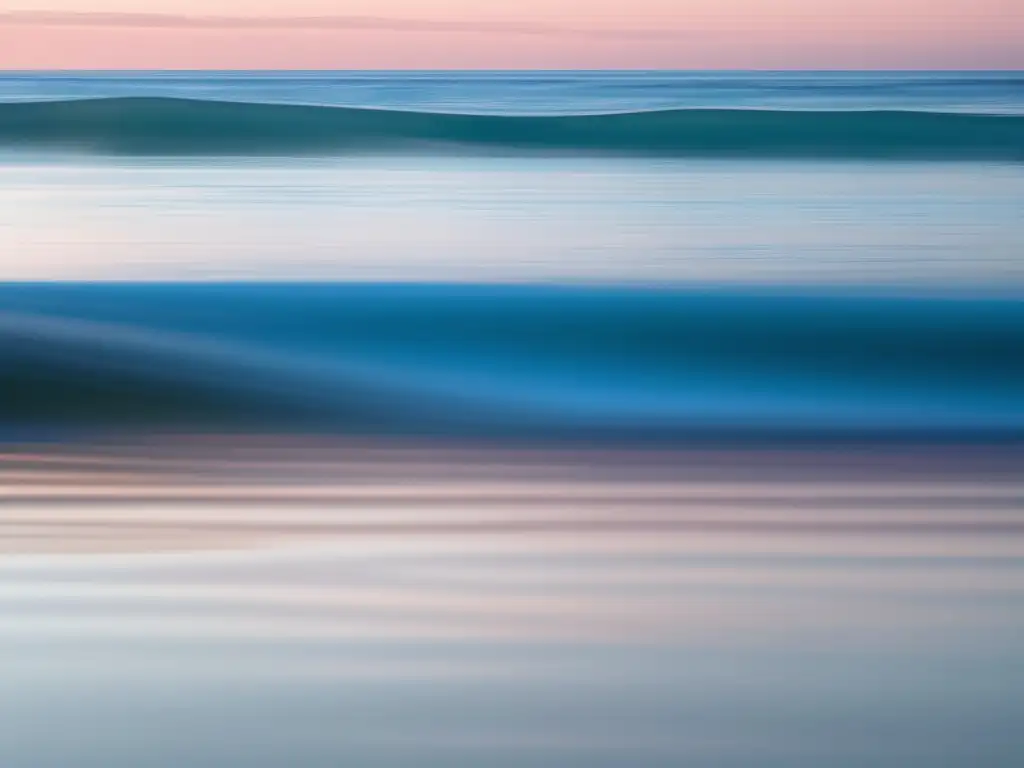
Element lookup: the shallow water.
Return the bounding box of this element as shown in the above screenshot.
[2,448,1024,768]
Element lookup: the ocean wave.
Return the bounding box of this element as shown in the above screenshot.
[2,283,1022,441]
[0,97,1021,158]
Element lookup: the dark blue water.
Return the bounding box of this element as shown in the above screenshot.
[3,282,1023,440]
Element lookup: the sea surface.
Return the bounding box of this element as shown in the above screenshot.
[1,70,1023,767]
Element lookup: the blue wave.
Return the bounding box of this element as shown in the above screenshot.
[2,283,1022,442]
[0,97,1021,158]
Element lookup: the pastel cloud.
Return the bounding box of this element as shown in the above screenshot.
[0,11,689,39]
[0,3,1019,69]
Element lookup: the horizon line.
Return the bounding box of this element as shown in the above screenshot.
[1,67,1021,72]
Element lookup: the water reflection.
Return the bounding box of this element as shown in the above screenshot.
[2,443,1022,767]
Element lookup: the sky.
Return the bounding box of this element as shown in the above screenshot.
[0,0,1021,69]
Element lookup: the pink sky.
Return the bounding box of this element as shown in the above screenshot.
[0,0,1021,69]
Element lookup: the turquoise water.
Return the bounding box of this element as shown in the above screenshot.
[1,71,1023,767]
[3,70,1023,114]
[1,71,1021,286]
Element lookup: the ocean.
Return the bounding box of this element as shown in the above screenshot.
[1,70,1023,767]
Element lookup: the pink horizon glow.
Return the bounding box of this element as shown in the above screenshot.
[0,2,1021,69]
